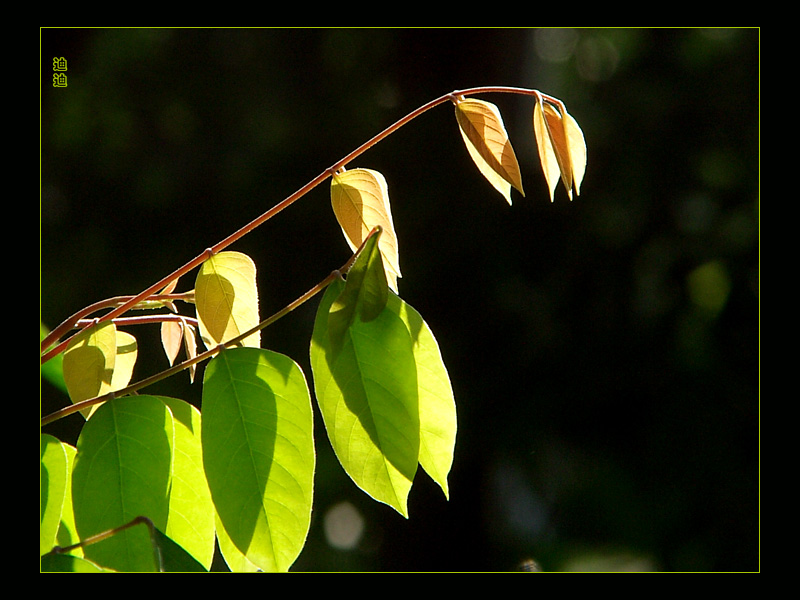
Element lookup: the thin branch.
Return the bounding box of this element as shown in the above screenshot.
[40,228,376,427]
[41,86,549,365]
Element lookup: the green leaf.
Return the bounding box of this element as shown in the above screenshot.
[152,527,209,572]
[215,514,262,572]
[158,397,216,570]
[71,396,175,572]
[310,278,420,517]
[328,227,388,352]
[201,347,315,572]
[40,322,67,395]
[40,434,69,555]
[40,553,108,573]
[386,294,457,499]
[55,443,81,555]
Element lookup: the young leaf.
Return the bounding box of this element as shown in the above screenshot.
[160,317,198,382]
[161,320,183,366]
[455,97,525,205]
[62,321,117,418]
[330,168,401,292]
[533,96,587,200]
[109,330,137,392]
[386,294,457,500]
[533,99,561,201]
[195,250,261,349]
[201,347,315,572]
[71,396,175,572]
[310,277,420,517]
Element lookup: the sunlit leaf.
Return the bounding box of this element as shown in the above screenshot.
[331,168,401,292]
[310,277,419,517]
[201,347,315,572]
[109,330,137,392]
[563,107,587,196]
[328,227,388,352]
[41,434,69,555]
[533,96,587,200]
[62,321,117,416]
[386,294,456,499]
[160,317,198,382]
[55,443,81,556]
[158,397,216,570]
[455,97,524,205]
[533,100,561,202]
[195,251,261,349]
[71,396,175,572]
[215,515,262,572]
[161,320,183,366]
[183,321,198,383]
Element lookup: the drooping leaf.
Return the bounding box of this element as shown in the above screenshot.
[310,277,420,517]
[330,168,401,291]
[160,317,198,382]
[71,396,175,572]
[158,396,216,570]
[201,347,315,572]
[455,97,525,205]
[533,99,561,202]
[62,321,117,411]
[161,320,183,366]
[563,107,587,196]
[41,434,69,555]
[195,251,261,349]
[533,96,587,200]
[386,294,457,499]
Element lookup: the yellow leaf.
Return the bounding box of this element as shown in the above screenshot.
[533,100,561,202]
[195,251,261,349]
[161,320,183,366]
[62,321,117,418]
[455,98,524,205]
[330,168,401,292]
[564,108,587,197]
[533,96,587,201]
[110,330,137,392]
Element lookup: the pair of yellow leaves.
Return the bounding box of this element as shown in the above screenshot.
[329,95,586,292]
[455,95,586,203]
[62,321,138,419]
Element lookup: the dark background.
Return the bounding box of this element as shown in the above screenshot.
[40,28,759,572]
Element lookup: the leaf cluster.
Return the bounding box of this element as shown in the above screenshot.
[40,87,586,571]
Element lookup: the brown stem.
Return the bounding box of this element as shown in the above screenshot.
[40,228,375,427]
[41,86,551,365]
